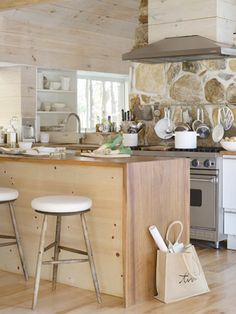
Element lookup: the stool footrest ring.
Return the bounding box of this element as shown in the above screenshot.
[59,245,88,256]
[0,241,17,247]
[44,241,56,252]
[43,258,89,265]
[0,235,16,239]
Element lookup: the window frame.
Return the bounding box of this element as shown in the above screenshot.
[77,71,129,132]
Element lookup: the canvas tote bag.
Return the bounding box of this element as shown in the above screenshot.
[155,221,209,303]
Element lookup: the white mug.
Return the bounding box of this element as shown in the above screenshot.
[40,132,49,143]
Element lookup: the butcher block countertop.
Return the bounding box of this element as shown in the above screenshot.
[0,154,190,307]
[220,150,236,156]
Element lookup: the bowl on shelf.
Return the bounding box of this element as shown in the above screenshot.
[51,103,66,111]
[220,138,236,151]
[49,81,61,90]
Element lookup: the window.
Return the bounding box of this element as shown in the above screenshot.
[77,71,129,132]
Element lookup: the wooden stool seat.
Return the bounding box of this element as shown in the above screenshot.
[31,194,101,309]
[0,187,18,202]
[0,187,28,281]
[31,195,92,214]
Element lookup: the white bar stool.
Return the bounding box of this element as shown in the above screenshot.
[31,195,101,310]
[0,187,28,280]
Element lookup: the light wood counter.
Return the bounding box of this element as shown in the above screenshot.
[220,150,236,156]
[0,154,190,307]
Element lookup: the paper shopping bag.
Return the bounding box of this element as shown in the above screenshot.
[155,244,209,303]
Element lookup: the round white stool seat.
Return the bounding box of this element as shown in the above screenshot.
[31,195,92,214]
[0,187,19,202]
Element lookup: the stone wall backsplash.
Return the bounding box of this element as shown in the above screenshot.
[129,59,236,146]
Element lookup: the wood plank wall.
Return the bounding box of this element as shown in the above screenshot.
[149,0,236,44]
[0,67,21,127]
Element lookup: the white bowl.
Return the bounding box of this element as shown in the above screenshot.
[51,103,66,111]
[18,142,32,150]
[220,140,236,151]
[50,82,61,90]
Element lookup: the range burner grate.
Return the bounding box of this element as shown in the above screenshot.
[170,147,221,153]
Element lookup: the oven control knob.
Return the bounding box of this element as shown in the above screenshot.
[191,159,199,167]
[204,159,210,168]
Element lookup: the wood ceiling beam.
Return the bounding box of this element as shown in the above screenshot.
[0,0,57,11]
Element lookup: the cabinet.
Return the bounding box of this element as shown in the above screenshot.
[223,156,236,248]
[36,68,77,135]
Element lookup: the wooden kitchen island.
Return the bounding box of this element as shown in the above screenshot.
[0,155,189,307]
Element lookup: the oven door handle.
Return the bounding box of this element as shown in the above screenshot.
[190,177,216,183]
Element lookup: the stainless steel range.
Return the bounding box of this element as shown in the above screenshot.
[134,147,225,248]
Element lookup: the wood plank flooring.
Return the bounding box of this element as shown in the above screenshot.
[1,244,236,313]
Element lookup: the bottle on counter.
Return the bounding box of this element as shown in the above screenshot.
[101,111,109,133]
[0,126,4,144]
[108,115,112,132]
[95,115,101,132]
[6,124,16,148]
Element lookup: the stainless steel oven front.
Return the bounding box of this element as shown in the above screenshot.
[190,168,224,248]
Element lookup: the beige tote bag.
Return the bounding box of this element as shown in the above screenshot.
[155,221,209,303]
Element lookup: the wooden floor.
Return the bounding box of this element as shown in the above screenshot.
[1,243,236,314]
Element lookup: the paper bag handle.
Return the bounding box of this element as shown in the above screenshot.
[166,220,183,246]
[183,251,201,279]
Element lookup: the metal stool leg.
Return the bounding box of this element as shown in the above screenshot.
[80,213,102,304]
[52,215,61,290]
[9,202,29,281]
[32,214,48,310]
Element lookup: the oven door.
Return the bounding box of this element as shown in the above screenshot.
[190,174,216,229]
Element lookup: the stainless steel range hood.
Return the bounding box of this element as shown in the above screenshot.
[122,35,236,63]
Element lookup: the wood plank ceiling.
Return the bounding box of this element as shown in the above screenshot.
[1,0,138,40]
[0,0,138,72]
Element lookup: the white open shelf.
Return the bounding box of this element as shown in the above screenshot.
[37,89,76,93]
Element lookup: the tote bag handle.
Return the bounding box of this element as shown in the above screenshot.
[182,248,201,279]
[166,220,183,247]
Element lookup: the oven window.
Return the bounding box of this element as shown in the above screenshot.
[190,189,202,207]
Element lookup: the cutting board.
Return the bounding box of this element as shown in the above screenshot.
[80,152,131,158]
[140,145,173,151]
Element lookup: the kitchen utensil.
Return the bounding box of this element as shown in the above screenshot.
[166,108,175,134]
[174,131,197,149]
[154,107,174,139]
[175,107,191,131]
[192,107,202,131]
[212,108,224,143]
[219,106,234,130]
[196,109,210,139]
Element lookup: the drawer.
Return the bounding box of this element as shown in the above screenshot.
[224,210,236,235]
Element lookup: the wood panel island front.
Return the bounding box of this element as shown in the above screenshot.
[0,155,189,307]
